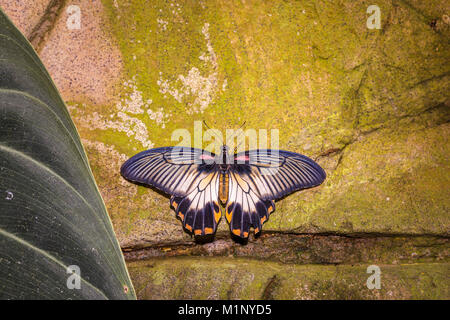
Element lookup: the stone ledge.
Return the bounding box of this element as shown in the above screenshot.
[128,257,449,299]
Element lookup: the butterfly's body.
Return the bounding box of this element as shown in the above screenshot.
[219,171,229,204]
[217,145,232,204]
[121,145,326,239]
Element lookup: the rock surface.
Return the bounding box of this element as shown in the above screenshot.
[0,0,50,37]
[128,258,449,299]
[0,0,448,299]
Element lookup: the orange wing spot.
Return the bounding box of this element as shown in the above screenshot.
[172,202,178,210]
[214,201,221,222]
[267,206,273,213]
[178,212,184,220]
[261,216,267,224]
[225,204,233,223]
[204,227,214,234]
[225,210,232,223]
[232,229,241,236]
[255,227,260,233]
[185,224,192,232]
[215,211,221,223]
[194,229,202,235]
[243,232,249,238]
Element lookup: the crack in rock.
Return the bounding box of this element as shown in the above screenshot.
[28,0,66,51]
[123,232,449,266]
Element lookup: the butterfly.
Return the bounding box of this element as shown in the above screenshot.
[120,141,326,240]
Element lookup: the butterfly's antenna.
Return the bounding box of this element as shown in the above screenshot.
[230,121,247,140]
[225,121,247,151]
[203,120,223,146]
[203,120,211,130]
[238,121,247,131]
[235,121,248,151]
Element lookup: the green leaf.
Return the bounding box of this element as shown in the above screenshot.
[0,8,135,299]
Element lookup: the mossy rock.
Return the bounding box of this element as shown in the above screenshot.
[20,0,449,245]
[128,257,449,299]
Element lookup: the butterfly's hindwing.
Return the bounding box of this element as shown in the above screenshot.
[170,171,221,235]
[225,170,275,238]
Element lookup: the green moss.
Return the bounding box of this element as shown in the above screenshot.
[127,257,449,299]
[302,112,450,234]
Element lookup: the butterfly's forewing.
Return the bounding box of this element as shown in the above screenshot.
[234,149,326,200]
[226,149,326,238]
[121,147,222,235]
[121,147,215,195]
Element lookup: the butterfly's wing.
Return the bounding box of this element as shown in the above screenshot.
[225,169,275,238]
[225,149,326,238]
[169,172,221,236]
[121,147,222,235]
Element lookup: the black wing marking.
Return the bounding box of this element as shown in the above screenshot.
[225,149,326,238]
